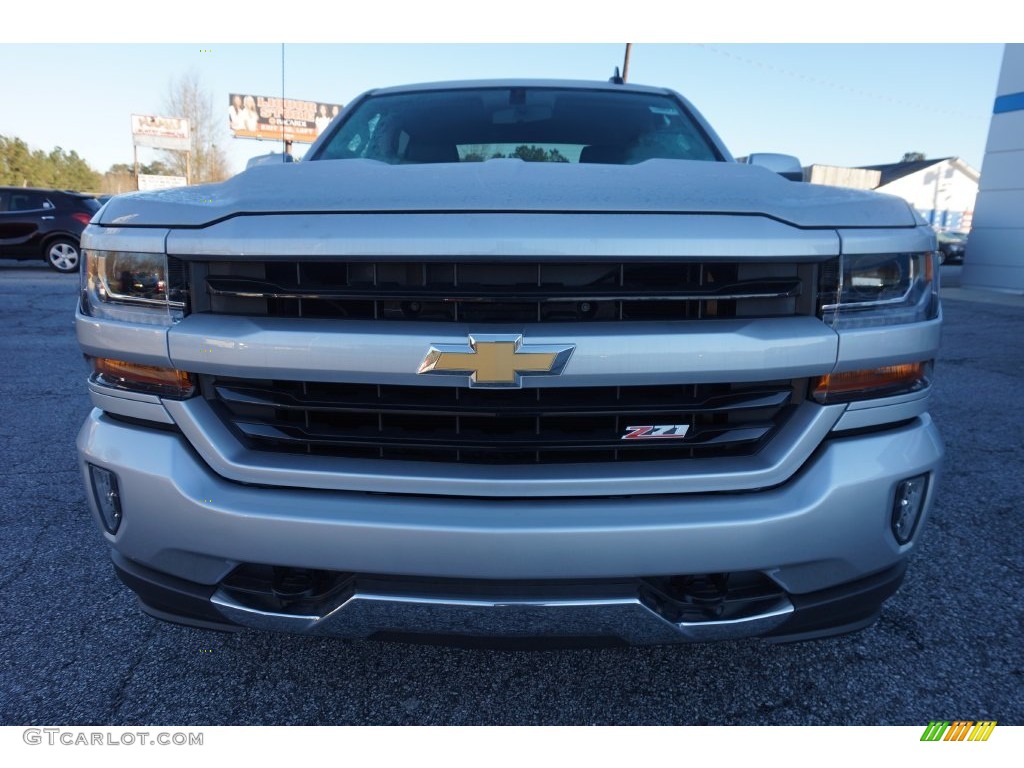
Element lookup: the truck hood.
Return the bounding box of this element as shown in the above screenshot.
[97,158,918,229]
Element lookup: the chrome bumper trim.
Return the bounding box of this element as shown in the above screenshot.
[210,589,794,644]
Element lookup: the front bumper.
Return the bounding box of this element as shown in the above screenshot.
[78,410,943,644]
[113,551,907,645]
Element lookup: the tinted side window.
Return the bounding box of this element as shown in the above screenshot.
[8,192,53,211]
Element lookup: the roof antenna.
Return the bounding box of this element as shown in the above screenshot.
[610,44,632,83]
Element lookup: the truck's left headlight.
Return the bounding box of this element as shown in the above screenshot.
[820,252,938,329]
[80,249,188,326]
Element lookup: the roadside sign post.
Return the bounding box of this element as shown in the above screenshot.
[130,113,191,188]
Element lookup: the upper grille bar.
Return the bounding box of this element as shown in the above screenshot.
[213,381,792,417]
[206,276,801,303]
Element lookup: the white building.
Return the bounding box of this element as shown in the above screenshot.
[804,164,881,190]
[858,158,979,232]
[964,44,1024,293]
[805,158,980,232]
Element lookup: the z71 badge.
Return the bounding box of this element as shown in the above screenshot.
[621,425,690,440]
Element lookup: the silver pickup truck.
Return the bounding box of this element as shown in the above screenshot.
[76,79,943,645]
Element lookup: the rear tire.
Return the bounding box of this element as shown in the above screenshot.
[44,238,81,273]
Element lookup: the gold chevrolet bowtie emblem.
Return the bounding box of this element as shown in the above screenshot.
[418,334,575,388]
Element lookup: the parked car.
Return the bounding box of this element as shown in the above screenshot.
[0,187,101,272]
[936,230,968,265]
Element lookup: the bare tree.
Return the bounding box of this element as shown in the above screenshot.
[102,163,136,194]
[161,71,230,184]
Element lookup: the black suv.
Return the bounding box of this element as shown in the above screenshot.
[0,187,102,272]
[936,230,968,265]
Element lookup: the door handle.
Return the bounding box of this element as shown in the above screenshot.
[40,215,55,220]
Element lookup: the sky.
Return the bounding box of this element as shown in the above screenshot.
[0,4,1008,182]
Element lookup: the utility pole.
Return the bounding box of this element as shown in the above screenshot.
[281,43,287,156]
[622,43,633,83]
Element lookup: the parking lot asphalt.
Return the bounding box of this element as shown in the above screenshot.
[0,261,1021,726]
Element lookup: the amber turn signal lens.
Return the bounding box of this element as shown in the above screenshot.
[813,362,930,404]
[92,357,195,398]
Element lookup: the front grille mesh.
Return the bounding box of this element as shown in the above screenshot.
[201,259,816,322]
[205,377,804,464]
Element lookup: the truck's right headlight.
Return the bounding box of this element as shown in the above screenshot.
[820,252,938,329]
[80,249,188,326]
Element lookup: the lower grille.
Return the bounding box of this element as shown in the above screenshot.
[213,564,792,644]
[219,563,786,626]
[205,376,804,464]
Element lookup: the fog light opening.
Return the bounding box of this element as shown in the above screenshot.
[892,473,928,544]
[88,464,123,534]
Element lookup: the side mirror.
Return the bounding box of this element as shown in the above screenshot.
[246,153,295,170]
[745,153,804,182]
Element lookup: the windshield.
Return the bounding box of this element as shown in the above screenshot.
[312,86,722,165]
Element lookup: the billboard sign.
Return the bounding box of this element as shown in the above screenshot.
[229,94,343,144]
[131,114,190,151]
[137,174,188,191]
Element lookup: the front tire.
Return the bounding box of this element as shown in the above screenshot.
[44,238,81,273]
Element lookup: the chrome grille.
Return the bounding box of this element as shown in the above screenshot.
[200,260,818,322]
